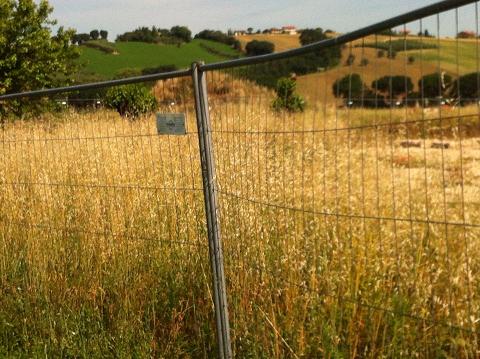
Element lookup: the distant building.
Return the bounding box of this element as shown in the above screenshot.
[269,28,282,35]
[234,30,246,36]
[282,26,297,35]
[457,30,475,39]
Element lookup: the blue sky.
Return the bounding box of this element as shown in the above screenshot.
[48,0,477,39]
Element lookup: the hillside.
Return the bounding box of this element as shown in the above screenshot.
[78,39,241,78]
[236,34,300,52]
[237,34,479,101]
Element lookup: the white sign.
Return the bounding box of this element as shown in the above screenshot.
[156,113,187,135]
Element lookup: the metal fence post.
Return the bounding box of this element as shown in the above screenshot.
[191,62,232,359]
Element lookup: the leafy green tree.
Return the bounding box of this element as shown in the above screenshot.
[100,30,108,40]
[245,40,274,56]
[90,29,99,40]
[452,72,480,103]
[272,78,305,112]
[372,76,414,97]
[333,73,366,99]
[78,33,91,44]
[299,28,325,45]
[418,72,453,99]
[170,25,192,43]
[299,28,341,70]
[0,0,79,116]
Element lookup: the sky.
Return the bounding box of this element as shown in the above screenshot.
[48,0,477,39]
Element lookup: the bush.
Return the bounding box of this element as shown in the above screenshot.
[245,40,274,56]
[105,85,157,118]
[408,56,415,64]
[387,49,397,59]
[345,54,355,66]
[272,78,305,112]
[83,40,116,54]
[360,58,369,66]
[141,64,178,75]
[377,50,385,58]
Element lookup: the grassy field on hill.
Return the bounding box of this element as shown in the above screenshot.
[237,34,301,52]
[79,39,241,78]
[236,34,479,101]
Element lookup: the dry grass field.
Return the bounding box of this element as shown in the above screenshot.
[236,34,301,52]
[1,86,479,356]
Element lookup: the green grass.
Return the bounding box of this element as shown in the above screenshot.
[410,38,480,74]
[78,39,241,78]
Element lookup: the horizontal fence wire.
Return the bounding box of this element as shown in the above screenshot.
[0,0,479,357]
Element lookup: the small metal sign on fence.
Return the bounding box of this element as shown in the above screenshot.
[156,113,186,135]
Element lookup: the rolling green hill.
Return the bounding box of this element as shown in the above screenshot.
[78,39,241,78]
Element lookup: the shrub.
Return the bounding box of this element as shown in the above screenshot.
[83,40,116,54]
[245,40,274,56]
[105,85,157,118]
[408,56,415,64]
[387,49,397,59]
[272,78,305,112]
[360,58,369,66]
[345,54,355,66]
[377,50,385,58]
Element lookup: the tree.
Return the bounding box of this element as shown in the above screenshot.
[0,0,78,100]
[245,40,275,56]
[299,28,342,70]
[299,28,325,45]
[105,85,158,118]
[100,30,108,40]
[372,76,414,97]
[194,29,241,50]
[75,33,91,44]
[452,72,479,103]
[418,72,453,99]
[333,74,366,99]
[170,25,192,43]
[272,78,305,112]
[247,27,253,34]
[90,29,99,40]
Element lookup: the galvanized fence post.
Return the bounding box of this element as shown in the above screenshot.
[191,62,232,359]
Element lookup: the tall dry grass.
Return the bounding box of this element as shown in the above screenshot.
[0,96,479,357]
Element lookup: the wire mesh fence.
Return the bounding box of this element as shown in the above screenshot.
[205,2,480,357]
[0,0,480,357]
[0,79,222,356]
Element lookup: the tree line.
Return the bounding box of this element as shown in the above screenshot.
[72,30,108,45]
[116,26,192,44]
[333,72,480,107]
